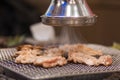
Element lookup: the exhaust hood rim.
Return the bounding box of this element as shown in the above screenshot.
[41,15,97,27]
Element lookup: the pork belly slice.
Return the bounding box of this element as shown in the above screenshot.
[68,52,112,66]
[15,49,43,64]
[15,46,43,57]
[34,56,67,68]
[17,45,44,51]
[98,55,113,66]
[15,51,36,64]
[59,44,103,56]
[68,52,99,66]
[44,48,64,57]
[77,44,103,56]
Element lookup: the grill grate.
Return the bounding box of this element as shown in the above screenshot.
[0,44,120,80]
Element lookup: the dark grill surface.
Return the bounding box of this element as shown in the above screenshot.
[0,44,120,80]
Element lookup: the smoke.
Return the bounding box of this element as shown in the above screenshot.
[58,27,87,45]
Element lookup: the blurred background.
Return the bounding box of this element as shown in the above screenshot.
[0,0,120,47]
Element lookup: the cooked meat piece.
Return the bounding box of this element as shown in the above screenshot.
[59,44,103,56]
[44,48,64,57]
[17,45,33,51]
[15,49,43,63]
[31,49,43,56]
[15,46,67,67]
[68,52,99,66]
[98,55,112,66]
[76,44,103,56]
[15,51,36,64]
[33,45,45,51]
[15,51,26,57]
[15,49,42,57]
[68,52,112,66]
[17,45,44,51]
[59,44,73,52]
[15,45,43,57]
[34,56,67,68]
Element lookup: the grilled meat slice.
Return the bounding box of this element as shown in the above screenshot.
[68,52,99,66]
[15,51,36,64]
[15,45,67,68]
[15,49,43,64]
[76,44,103,56]
[44,48,64,57]
[15,45,43,57]
[59,44,103,56]
[17,45,33,51]
[68,52,112,66]
[34,56,67,68]
[17,45,45,51]
[98,55,113,66]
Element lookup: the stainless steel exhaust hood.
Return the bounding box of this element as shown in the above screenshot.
[41,0,97,27]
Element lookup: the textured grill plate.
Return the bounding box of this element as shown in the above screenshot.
[0,44,120,80]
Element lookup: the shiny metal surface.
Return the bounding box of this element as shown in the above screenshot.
[41,0,97,26]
